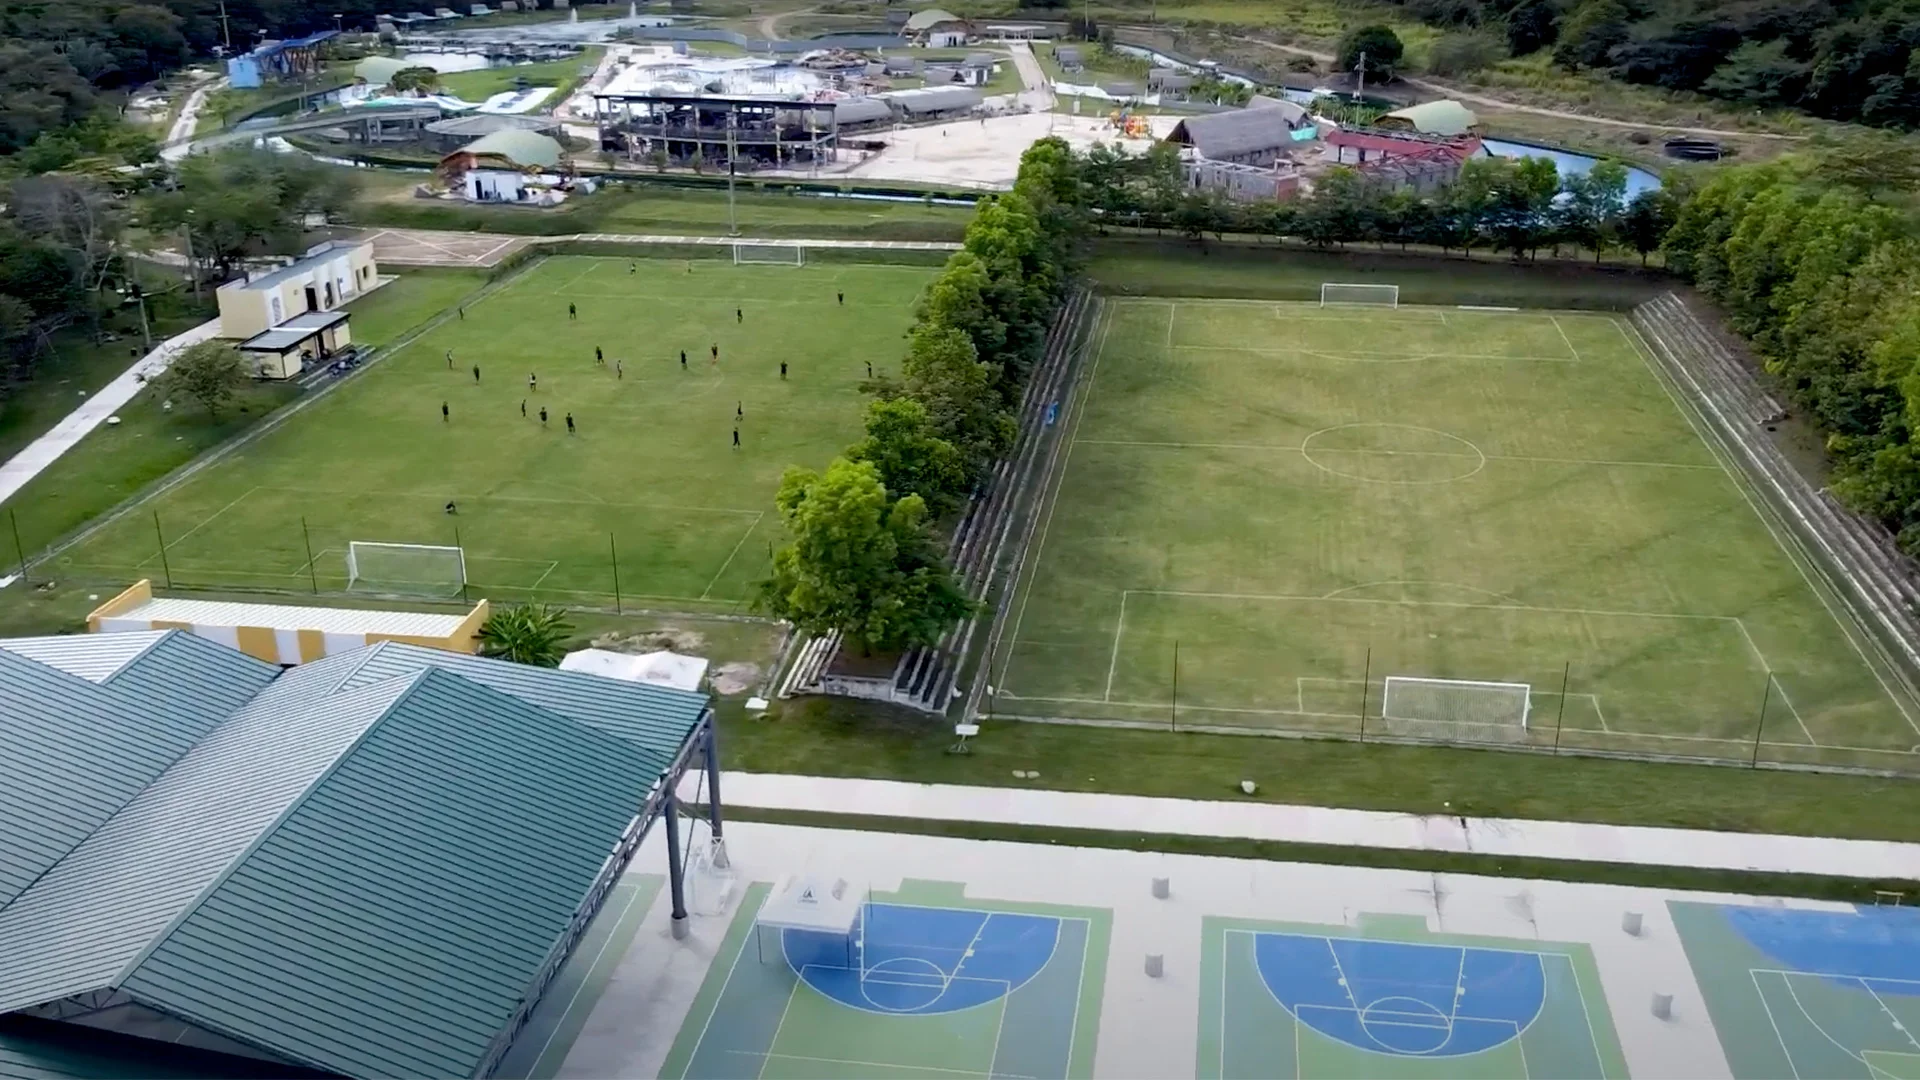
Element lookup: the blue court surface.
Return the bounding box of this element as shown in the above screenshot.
[1674,901,1920,1078]
[665,882,1108,1079]
[1200,916,1625,1078]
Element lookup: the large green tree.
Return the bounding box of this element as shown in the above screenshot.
[758,458,970,654]
[1337,25,1406,82]
[848,398,969,519]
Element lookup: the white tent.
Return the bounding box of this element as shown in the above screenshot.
[559,648,708,691]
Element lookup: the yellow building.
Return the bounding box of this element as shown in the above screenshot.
[88,580,488,665]
[216,239,378,379]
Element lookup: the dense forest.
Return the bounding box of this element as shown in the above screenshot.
[1383,0,1920,128]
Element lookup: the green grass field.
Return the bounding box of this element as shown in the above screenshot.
[993,297,1920,771]
[42,256,935,611]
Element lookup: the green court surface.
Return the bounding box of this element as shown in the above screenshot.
[995,297,1920,770]
[44,256,936,612]
[1198,914,1629,1080]
[1672,900,1920,1080]
[662,879,1109,1080]
[495,875,661,1080]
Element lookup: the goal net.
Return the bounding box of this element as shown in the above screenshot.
[1379,675,1530,743]
[346,541,467,597]
[733,242,804,266]
[1320,282,1400,308]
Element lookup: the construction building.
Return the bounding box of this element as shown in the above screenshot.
[215,240,378,379]
[593,91,846,170]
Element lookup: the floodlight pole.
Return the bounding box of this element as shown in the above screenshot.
[9,508,28,586]
[153,511,173,589]
[1169,639,1179,732]
[609,532,622,614]
[301,517,318,594]
[1552,661,1569,754]
[1358,646,1371,741]
[1751,673,1773,768]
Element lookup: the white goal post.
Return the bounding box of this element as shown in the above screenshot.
[1381,675,1531,736]
[732,242,805,266]
[1320,282,1400,308]
[345,541,468,597]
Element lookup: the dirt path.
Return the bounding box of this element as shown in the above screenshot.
[755,6,815,41]
[1226,33,1807,141]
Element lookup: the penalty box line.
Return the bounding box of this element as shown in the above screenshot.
[1073,438,1721,473]
[1095,589,1812,743]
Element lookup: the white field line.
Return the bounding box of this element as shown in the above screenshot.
[1751,970,1806,1080]
[139,486,261,567]
[1550,315,1584,362]
[700,512,764,600]
[1002,302,1116,684]
[1169,343,1578,364]
[1103,591,1126,702]
[1074,438,1719,471]
[1619,318,1920,736]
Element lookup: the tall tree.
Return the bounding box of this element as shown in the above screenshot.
[1337,24,1407,82]
[847,398,969,519]
[157,340,249,418]
[757,458,970,654]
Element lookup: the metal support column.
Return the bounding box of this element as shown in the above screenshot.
[704,715,728,868]
[663,788,690,940]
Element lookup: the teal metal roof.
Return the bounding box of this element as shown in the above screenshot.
[339,642,709,775]
[120,668,659,1079]
[0,632,169,683]
[0,1016,321,1080]
[0,652,411,1016]
[0,634,706,1080]
[0,640,276,911]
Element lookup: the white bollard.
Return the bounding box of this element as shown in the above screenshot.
[1622,911,1644,936]
[1145,953,1163,978]
[1152,877,1171,899]
[1651,993,1673,1020]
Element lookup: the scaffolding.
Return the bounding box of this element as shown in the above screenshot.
[593,91,843,171]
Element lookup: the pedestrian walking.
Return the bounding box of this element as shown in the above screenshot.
[472,364,480,383]
[568,302,577,320]
[539,406,548,425]
[732,427,740,449]
[441,401,449,422]
[528,373,537,392]
[780,361,788,379]
[566,412,575,435]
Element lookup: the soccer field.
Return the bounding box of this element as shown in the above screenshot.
[47,256,937,610]
[995,297,1920,769]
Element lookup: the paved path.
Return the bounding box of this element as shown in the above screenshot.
[161,78,223,161]
[0,317,223,509]
[683,771,1920,881]
[1006,39,1056,112]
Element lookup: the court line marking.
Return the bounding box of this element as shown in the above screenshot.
[1779,969,1881,1070]
[527,560,562,591]
[756,957,805,1080]
[1073,438,1721,472]
[1861,982,1920,1053]
[1618,318,1920,737]
[526,880,645,1075]
[1062,917,1090,1080]
[1751,970,1807,1080]
[1103,593,1126,702]
[676,888,765,1080]
[138,486,262,567]
[700,512,764,600]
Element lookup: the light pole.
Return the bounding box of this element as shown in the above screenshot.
[120,282,153,350]
[182,209,200,302]
[725,108,738,238]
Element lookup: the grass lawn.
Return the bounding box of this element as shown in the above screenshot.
[1033,40,1151,89]
[0,313,204,466]
[990,295,1919,773]
[435,48,605,103]
[39,256,935,610]
[348,182,977,242]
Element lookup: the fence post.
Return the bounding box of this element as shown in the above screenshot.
[610,533,622,615]
[301,517,319,595]
[1170,639,1179,732]
[1358,647,1371,742]
[9,508,27,586]
[153,511,173,589]
[1751,673,1773,768]
[1553,662,1570,754]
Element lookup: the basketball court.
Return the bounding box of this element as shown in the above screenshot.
[515,818,1912,1079]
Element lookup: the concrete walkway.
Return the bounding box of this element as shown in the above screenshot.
[1006,40,1056,112]
[682,771,1920,881]
[161,77,223,161]
[0,317,223,509]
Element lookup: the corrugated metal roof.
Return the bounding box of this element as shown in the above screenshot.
[336,642,707,775]
[453,130,564,169]
[424,113,558,137]
[1383,98,1478,136]
[0,639,273,913]
[117,596,472,639]
[0,631,168,682]
[0,652,405,1015]
[0,1016,321,1080]
[121,668,659,1080]
[880,86,983,113]
[832,97,894,125]
[227,242,364,295]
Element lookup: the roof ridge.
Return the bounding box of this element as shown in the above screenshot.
[109,668,434,994]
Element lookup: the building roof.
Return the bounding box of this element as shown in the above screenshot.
[224,240,369,295]
[239,310,348,352]
[963,52,996,68]
[879,85,983,114]
[0,630,170,682]
[1326,126,1481,162]
[355,56,409,86]
[100,594,474,639]
[0,635,708,1080]
[904,7,964,29]
[250,29,338,59]
[1245,94,1310,124]
[1167,106,1308,159]
[831,97,895,125]
[452,129,565,169]
[425,112,559,138]
[1382,98,1478,136]
[1055,45,1082,64]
